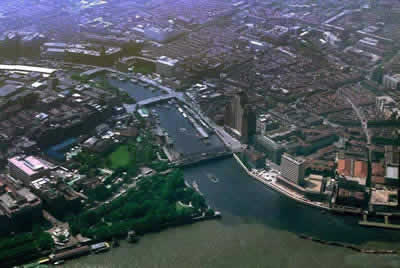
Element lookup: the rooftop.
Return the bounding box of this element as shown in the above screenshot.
[386,166,399,179]
[337,158,368,180]
[0,65,57,74]
[0,84,20,97]
[304,174,323,193]
[370,189,398,207]
[8,156,50,177]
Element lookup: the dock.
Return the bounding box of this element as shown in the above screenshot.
[359,221,400,229]
[233,153,331,211]
[359,214,400,229]
[177,104,209,139]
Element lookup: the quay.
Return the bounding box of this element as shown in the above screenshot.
[46,242,110,264]
[359,214,400,230]
[359,221,400,230]
[233,153,331,211]
[298,234,398,255]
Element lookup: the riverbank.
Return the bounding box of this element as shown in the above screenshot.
[23,213,221,267]
[232,154,400,255]
[297,234,399,255]
[64,214,400,268]
[233,153,331,211]
[61,157,400,267]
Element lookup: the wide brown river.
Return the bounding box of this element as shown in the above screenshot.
[63,158,400,268]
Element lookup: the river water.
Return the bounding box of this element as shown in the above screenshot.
[153,104,225,157]
[107,77,162,101]
[64,158,400,268]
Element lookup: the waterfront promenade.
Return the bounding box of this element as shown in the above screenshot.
[232,153,331,211]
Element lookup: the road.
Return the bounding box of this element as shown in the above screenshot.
[346,97,373,186]
[346,97,371,145]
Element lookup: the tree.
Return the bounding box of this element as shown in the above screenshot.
[56,234,66,242]
[372,65,384,84]
[205,208,215,217]
[35,232,54,250]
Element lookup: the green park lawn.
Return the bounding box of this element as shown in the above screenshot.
[133,64,155,75]
[108,145,132,169]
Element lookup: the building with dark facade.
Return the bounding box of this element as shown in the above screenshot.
[0,175,42,234]
[224,92,256,143]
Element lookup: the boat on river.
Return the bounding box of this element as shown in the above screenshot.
[207,173,219,183]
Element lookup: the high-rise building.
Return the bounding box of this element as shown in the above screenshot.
[48,75,58,91]
[224,92,256,143]
[0,32,20,59]
[144,27,181,43]
[383,74,400,90]
[280,153,305,185]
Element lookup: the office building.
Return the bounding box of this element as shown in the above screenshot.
[254,134,284,165]
[385,165,399,186]
[280,153,305,185]
[156,56,179,77]
[383,74,400,90]
[224,92,256,143]
[0,175,42,233]
[144,26,181,43]
[385,146,400,167]
[48,75,58,91]
[42,42,122,66]
[0,32,20,58]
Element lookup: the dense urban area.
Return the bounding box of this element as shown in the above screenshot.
[0,0,399,267]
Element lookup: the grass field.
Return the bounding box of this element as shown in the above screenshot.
[176,201,185,213]
[108,145,131,169]
[133,64,155,75]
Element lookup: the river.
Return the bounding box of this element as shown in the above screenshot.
[153,104,225,157]
[64,158,400,268]
[107,76,162,101]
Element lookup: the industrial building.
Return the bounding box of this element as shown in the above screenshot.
[8,155,52,184]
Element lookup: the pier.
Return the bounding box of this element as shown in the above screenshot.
[233,153,331,211]
[359,214,400,229]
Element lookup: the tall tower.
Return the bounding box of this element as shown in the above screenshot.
[224,92,256,143]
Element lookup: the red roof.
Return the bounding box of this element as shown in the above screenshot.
[372,163,385,177]
[338,159,352,177]
[371,176,385,185]
[354,160,368,179]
